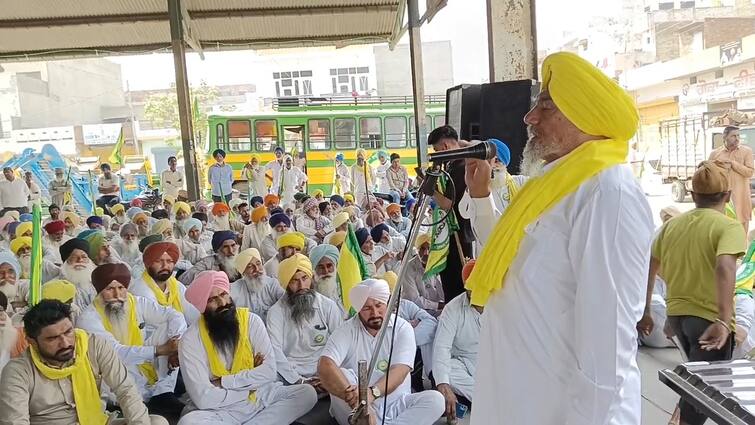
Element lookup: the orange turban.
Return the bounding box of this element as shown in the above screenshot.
[211,203,231,216]
[251,206,268,224]
[264,194,279,207]
[386,203,401,215]
[462,259,476,283]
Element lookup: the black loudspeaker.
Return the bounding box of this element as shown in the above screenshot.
[445,80,539,175]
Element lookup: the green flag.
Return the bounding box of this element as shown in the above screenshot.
[424,176,459,278]
[29,204,43,306]
[108,127,125,166]
[88,170,97,215]
[337,224,370,316]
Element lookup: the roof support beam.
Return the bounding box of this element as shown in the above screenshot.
[407,0,429,166]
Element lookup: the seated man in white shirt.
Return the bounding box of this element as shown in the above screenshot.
[180,270,317,424]
[355,228,394,277]
[77,263,187,423]
[267,254,342,387]
[111,223,142,268]
[263,231,305,279]
[318,279,445,425]
[309,244,343,310]
[386,203,411,239]
[174,218,209,266]
[42,220,70,265]
[402,234,445,316]
[433,261,482,422]
[371,223,405,272]
[0,252,28,313]
[231,248,284,323]
[58,238,98,311]
[297,197,333,244]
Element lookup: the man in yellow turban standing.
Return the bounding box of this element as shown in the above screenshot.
[465,52,654,425]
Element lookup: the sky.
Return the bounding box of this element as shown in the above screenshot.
[110,0,622,91]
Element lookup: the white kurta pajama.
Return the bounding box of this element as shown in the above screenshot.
[398,299,438,377]
[266,292,343,383]
[272,166,307,205]
[178,310,317,425]
[229,275,284,323]
[77,295,188,401]
[432,293,480,400]
[469,164,653,425]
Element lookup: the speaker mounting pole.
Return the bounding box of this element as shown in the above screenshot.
[407,0,429,166]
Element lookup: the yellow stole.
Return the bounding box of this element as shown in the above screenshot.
[30,329,108,425]
[466,138,628,306]
[198,307,256,402]
[95,293,158,384]
[141,271,183,313]
[503,172,520,202]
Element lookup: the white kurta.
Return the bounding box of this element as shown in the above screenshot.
[333,163,352,195]
[263,257,280,281]
[161,169,184,199]
[398,299,438,375]
[129,276,200,325]
[297,215,333,241]
[77,295,188,401]
[403,256,444,314]
[350,164,375,206]
[229,275,284,323]
[432,293,480,400]
[469,164,653,425]
[377,236,406,272]
[178,309,317,425]
[241,222,269,251]
[273,166,307,205]
[266,292,343,383]
[175,237,208,265]
[375,161,391,193]
[264,160,284,194]
[244,167,267,197]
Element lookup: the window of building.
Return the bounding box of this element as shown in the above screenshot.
[308,119,331,150]
[329,66,371,95]
[228,120,252,152]
[216,123,225,149]
[255,120,278,152]
[384,116,407,148]
[334,118,356,149]
[273,70,313,97]
[715,69,724,79]
[359,117,382,149]
[690,76,697,84]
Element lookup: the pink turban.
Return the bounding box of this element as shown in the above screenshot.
[185,270,230,313]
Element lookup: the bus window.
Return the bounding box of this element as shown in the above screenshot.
[255,120,278,152]
[216,123,226,150]
[434,115,446,127]
[228,120,251,152]
[334,118,356,150]
[359,117,382,149]
[409,115,432,147]
[308,119,331,151]
[384,116,407,149]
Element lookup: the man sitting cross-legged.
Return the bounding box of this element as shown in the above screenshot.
[179,270,317,424]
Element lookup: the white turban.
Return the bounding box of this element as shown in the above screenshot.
[234,248,262,274]
[349,279,390,312]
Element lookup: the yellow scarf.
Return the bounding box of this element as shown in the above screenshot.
[466,138,628,306]
[30,329,108,425]
[141,271,183,313]
[95,293,158,384]
[198,307,256,402]
[503,172,520,202]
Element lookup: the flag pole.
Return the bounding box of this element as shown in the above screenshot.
[29,204,43,306]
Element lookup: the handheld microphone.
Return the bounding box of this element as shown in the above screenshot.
[427,140,497,163]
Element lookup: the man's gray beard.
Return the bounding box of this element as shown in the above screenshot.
[114,215,128,225]
[314,274,339,300]
[46,237,64,251]
[0,315,18,353]
[19,254,31,278]
[521,141,545,177]
[285,288,316,326]
[120,239,139,258]
[256,222,271,239]
[271,229,287,240]
[104,300,129,342]
[242,275,264,293]
[220,255,237,274]
[213,215,231,231]
[61,261,95,289]
[0,281,18,299]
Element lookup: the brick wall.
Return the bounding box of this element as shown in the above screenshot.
[704,17,755,49]
[655,30,680,62]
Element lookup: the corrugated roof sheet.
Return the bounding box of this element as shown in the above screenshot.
[0,0,406,60]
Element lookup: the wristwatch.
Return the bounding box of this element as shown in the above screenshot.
[370,385,382,399]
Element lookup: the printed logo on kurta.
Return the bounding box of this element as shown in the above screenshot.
[313,334,325,345]
[377,359,389,372]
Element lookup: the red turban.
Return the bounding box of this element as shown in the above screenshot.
[44,220,66,234]
[142,241,180,266]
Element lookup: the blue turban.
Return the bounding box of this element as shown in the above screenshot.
[335,152,344,161]
[310,244,340,268]
[330,195,345,207]
[77,229,99,240]
[269,212,291,228]
[6,222,20,237]
[489,138,511,166]
[371,223,390,243]
[86,216,103,227]
[274,146,284,154]
[250,196,264,207]
[181,218,203,234]
[355,228,370,247]
[211,230,236,252]
[405,198,417,213]
[0,252,20,276]
[19,213,32,222]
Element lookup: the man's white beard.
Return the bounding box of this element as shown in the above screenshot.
[256,222,271,239]
[103,300,129,343]
[521,141,545,177]
[175,218,187,232]
[114,214,128,225]
[19,254,31,279]
[220,255,237,274]
[314,274,339,300]
[120,239,139,258]
[61,261,95,289]
[213,215,231,231]
[271,228,288,240]
[242,275,264,293]
[46,237,65,252]
[0,281,18,300]
[0,316,18,354]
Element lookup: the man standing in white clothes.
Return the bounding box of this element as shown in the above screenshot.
[161,156,184,200]
[0,167,30,215]
[464,52,653,425]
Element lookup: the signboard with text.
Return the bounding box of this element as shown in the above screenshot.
[82,123,122,146]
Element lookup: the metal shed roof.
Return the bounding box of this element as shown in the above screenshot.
[0,0,406,61]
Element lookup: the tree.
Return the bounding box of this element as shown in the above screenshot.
[143,80,219,145]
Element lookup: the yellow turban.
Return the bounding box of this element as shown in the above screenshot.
[42,280,76,303]
[234,248,262,274]
[542,52,638,141]
[95,207,104,216]
[163,195,175,205]
[62,211,80,226]
[10,236,31,254]
[277,232,305,250]
[313,189,324,198]
[332,211,350,229]
[382,271,398,292]
[174,201,191,215]
[250,154,260,162]
[328,231,346,246]
[278,253,313,287]
[132,212,149,225]
[415,233,431,249]
[110,203,125,215]
[356,148,367,158]
[150,219,173,236]
[344,193,354,203]
[15,222,32,238]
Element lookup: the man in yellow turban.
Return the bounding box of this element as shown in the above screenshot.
[465,52,653,425]
[264,232,306,279]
